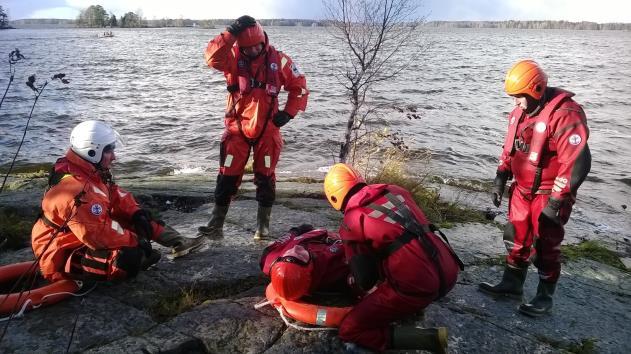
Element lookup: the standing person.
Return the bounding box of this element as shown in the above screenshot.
[323,163,464,353]
[479,60,591,317]
[31,121,203,282]
[200,15,309,240]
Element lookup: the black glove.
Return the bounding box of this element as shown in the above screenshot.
[539,198,562,226]
[226,15,257,36]
[132,209,154,241]
[272,111,293,128]
[350,253,379,292]
[137,238,153,258]
[289,224,314,236]
[492,170,511,207]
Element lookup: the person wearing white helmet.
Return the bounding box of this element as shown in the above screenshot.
[31,121,204,282]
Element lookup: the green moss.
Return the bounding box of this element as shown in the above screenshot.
[0,162,52,175]
[566,338,597,354]
[0,208,34,250]
[561,241,627,272]
[470,255,505,267]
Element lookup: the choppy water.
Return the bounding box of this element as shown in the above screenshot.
[1,27,630,238]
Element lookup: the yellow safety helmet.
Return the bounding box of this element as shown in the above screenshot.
[324,163,365,211]
[504,59,548,100]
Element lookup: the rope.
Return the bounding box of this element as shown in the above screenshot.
[253,298,338,332]
[0,281,97,322]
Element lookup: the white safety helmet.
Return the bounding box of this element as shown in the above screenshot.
[70,120,122,164]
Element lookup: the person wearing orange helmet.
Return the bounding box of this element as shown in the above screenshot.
[479,60,591,317]
[323,163,463,353]
[201,15,309,241]
[260,224,349,301]
[31,121,204,282]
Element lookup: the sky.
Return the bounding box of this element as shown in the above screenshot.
[2,0,630,23]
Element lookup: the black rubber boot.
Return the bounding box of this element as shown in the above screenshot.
[519,280,556,317]
[478,265,528,300]
[253,206,272,240]
[197,204,229,240]
[391,326,448,354]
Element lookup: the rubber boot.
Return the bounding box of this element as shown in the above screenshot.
[478,265,527,300]
[154,225,205,259]
[391,326,448,354]
[253,206,272,240]
[519,280,556,317]
[197,204,229,240]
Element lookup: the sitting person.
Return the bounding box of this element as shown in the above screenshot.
[323,163,465,353]
[31,120,204,282]
[260,224,350,300]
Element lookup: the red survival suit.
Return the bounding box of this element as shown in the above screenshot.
[497,87,591,282]
[338,184,462,352]
[204,31,309,208]
[260,227,350,295]
[32,150,165,282]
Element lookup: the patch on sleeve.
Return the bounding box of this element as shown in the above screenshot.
[91,203,103,216]
[568,134,582,145]
[290,62,302,77]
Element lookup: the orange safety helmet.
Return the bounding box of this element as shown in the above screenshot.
[270,260,313,300]
[504,59,548,100]
[237,22,265,48]
[324,163,365,211]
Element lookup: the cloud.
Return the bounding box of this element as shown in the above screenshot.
[29,7,80,19]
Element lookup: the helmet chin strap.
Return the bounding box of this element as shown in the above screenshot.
[525,93,545,116]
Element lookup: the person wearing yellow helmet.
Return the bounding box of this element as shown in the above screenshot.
[200,16,309,241]
[323,163,464,353]
[479,60,591,317]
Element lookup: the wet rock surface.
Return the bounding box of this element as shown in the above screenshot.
[0,175,629,353]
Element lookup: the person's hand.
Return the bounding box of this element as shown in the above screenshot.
[137,238,153,258]
[226,15,256,36]
[289,224,314,236]
[272,111,293,127]
[132,209,154,240]
[492,171,510,207]
[539,198,562,226]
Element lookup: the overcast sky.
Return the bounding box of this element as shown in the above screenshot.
[2,0,629,23]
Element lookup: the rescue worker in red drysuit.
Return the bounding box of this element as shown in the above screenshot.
[200,15,309,240]
[31,121,204,282]
[479,60,591,317]
[259,224,350,300]
[324,163,464,353]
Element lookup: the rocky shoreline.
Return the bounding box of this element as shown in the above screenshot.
[0,174,629,353]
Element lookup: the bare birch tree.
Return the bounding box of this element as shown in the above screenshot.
[323,0,426,163]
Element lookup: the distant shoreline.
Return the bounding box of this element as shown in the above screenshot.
[7,19,631,30]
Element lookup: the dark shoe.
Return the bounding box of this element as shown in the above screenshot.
[479,265,528,300]
[519,280,556,317]
[391,326,448,353]
[154,225,206,258]
[197,204,229,240]
[253,206,272,240]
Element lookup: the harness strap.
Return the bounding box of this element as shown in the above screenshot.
[367,192,464,299]
[40,214,70,233]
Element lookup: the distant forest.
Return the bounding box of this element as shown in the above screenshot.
[7,18,631,31]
